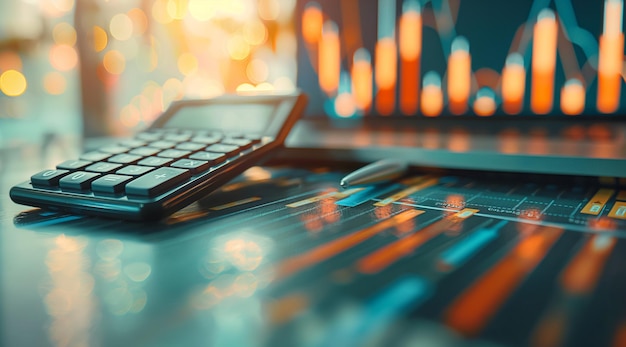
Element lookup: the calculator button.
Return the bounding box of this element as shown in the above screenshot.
[85,162,123,173]
[171,159,211,174]
[137,156,173,167]
[175,142,205,151]
[157,149,191,159]
[56,160,92,171]
[118,139,146,148]
[59,171,100,191]
[205,144,240,156]
[163,134,191,142]
[100,146,130,154]
[221,138,253,150]
[194,130,219,136]
[31,169,69,187]
[148,140,177,149]
[129,147,160,156]
[116,165,154,176]
[80,151,113,162]
[136,133,161,141]
[188,151,226,164]
[244,134,262,141]
[225,132,244,139]
[191,136,221,144]
[125,167,191,197]
[108,153,143,164]
[91,174,134,194]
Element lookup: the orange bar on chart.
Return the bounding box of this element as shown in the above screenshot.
[319,21,340,95]
[399,2,422,115]
[352,48,373,111]
[473,88,497,116]
[502,53,526,115]
[560,79,586,115]
[444,226,563,337]
[597,0,624,113]
[358,209,479,274]
[421,71,443,117]
[531,9,558,115]
[375,38,398,115]
[448,37,471,115]
[277,209,424,279]
[302,2,323,44]
[560,235,616,294]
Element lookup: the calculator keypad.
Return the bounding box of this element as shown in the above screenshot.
[56,160,92,171]
[92,174,134,194]
[31,169,69,187]
[29,128,267,199]
[125,167,191,197]
[59,171,100,191]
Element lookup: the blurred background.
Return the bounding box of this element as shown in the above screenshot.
[0,0,298,149]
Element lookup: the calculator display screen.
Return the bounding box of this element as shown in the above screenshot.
[162,103,277,134]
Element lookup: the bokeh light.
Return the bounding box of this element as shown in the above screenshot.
[258,0,280,20]
[243,20,268,45]
[93,26,108,52]
[166,0,188,20]
[247,59,269,83]
[152,0,174,24]
[127,8,148,36]
[110,13,133,41]
[0,69,27,96]
[43,72,67,95]
[0,51,23,72]
[188,0,215,21]
[177,52,198,76]
[3,0,299,137]
[40,0,75,18]
[103,50,126,75]
[228,36,251,60]
[52,22,77,46]
[49,44,78,71]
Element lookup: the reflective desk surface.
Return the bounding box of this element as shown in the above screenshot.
[2,141,626,347]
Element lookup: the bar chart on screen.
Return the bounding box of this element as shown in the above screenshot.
[297,0,625,118]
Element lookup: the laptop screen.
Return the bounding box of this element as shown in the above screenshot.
[295,0,625,118]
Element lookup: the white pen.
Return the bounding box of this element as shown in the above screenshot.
[340,159,409,188]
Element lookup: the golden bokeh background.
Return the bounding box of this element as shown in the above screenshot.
[0,0,297,143]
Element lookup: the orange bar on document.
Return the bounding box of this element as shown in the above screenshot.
[597,0,624,113]
[375,38,397,115]
[358,208,478,274]
[278,209,424,278]
[448,37,471,115]
[375,177,438,206]
[444,226,563,337]
[319,21,340,95]
[580,188,614,215]
[352,48,373,111]
[399,6,421,115]
[531,10,558,115]
[608,201,626,219]
[561,79,586,115]
[502,53,525,115]
[560,235,616,294]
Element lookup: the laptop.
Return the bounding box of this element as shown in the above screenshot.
[283,0,626,179]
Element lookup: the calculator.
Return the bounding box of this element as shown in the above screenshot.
[10,92,307,221]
